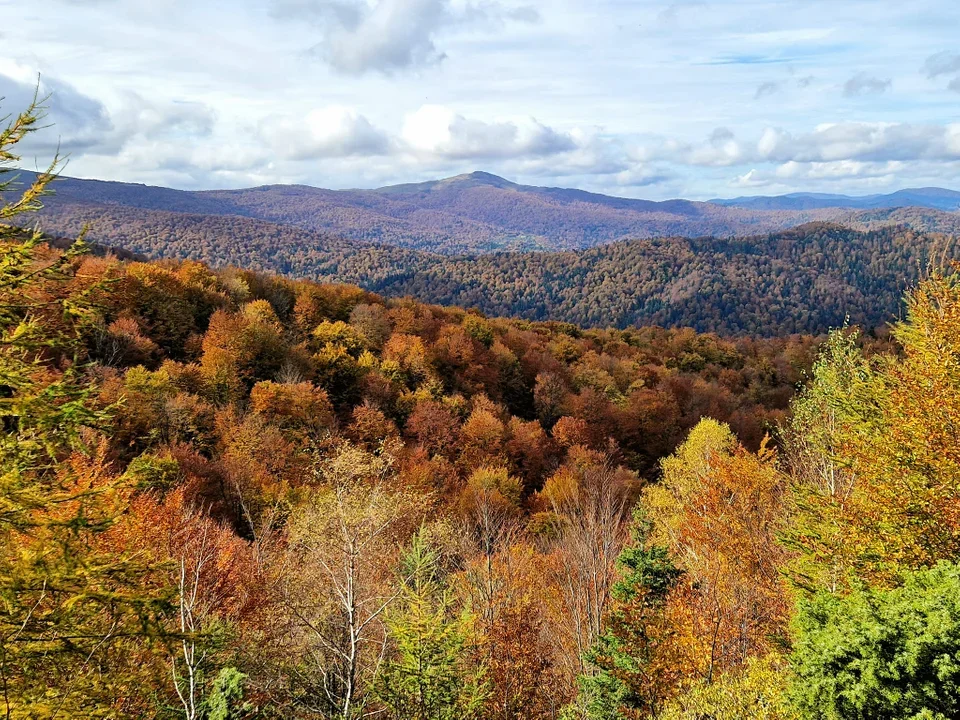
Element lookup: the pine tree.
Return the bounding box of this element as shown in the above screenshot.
[791,561,960,720]
[576,509,682,720]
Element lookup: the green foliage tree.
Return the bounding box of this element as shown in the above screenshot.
[374,530,487,720]
[790,562,960,720]
[576,509,682,720]
[204,667,255,720]
[655,655,795,720]
[781,329,874,593]
[0,95,168,717]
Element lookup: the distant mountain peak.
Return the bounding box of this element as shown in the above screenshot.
[373,170,516,196]
[443,171,516,187]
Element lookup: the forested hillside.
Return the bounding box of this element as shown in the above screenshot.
[23,169,960,255]
[25,197,960,335]
[371,223,960,334]
[7,98,960,720]
[27,200,438,281]
[4,228,824,716]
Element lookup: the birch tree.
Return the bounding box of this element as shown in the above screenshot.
[282,443,421,719]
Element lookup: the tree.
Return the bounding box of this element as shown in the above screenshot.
[656,655,795,720]
[645,419,790,683]
[575,509,683,720]
[850,274,960,580]
[349,304,392,351]
[137,491,256,720]
[784,274,960,590]
[374,531,486,720]
[458,466,523,632]
[781,329,873,593]
[249,380,334,441]
[540,448,635,682]
[791,561,960,720]
[405,400,461,458]
[504,417,555,493]
[459,405,508,470]
[281,443,422,719]
[204,667,255,720]
[200,302,288,404]
[534,372,567,429]
[466,542,568,720]
[0,95,169,717]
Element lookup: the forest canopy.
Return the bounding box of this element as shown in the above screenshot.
[4,97,960,719]
[24,196,960,335]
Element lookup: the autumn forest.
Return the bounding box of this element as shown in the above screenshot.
[5,95,960,720]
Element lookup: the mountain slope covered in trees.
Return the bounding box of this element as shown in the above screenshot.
[19,170,960,254]
[369,223,960,334]
[713,186,960,211]
[25,197,960,335]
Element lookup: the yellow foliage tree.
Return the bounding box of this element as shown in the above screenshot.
[645,419,790,683]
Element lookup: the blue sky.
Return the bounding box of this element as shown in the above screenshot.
[4,0,960,199]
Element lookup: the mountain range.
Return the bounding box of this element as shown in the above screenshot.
[16,170,960,255]
[711,187,960,212]
[8,170,960,335]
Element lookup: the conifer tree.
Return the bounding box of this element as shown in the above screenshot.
[0,95,168,717]
[575,510,682,720]
[791,562,960,720]
[374,530,487,720]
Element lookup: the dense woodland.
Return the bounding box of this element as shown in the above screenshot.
[370,223,960,334]
[25,169,960,256]
[844,204,960,234]
[28,201,436,285]
[24,199,960,335]
[6,99,960,720]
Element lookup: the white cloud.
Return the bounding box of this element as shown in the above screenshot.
[732,169,768,188]
[603,122,960,173]
[686,127,746,166]
[261,106,391,159]
[751,122,960,163]
[0,61,113,156]
[728,159,913,192]
[773,159,905,180]
[274,0,538,74]
[843,72,891,97]
[0,61,221,168]
[401,105,575,159]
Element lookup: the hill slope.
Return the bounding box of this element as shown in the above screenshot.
[367,223,960,335]
[20,170,960,254]
[26,200,959,336]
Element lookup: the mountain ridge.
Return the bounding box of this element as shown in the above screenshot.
[23,197,960,337]
[712,186,960,211]
[11,169,960,255]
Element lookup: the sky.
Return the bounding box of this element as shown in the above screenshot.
[4,0,960,199]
